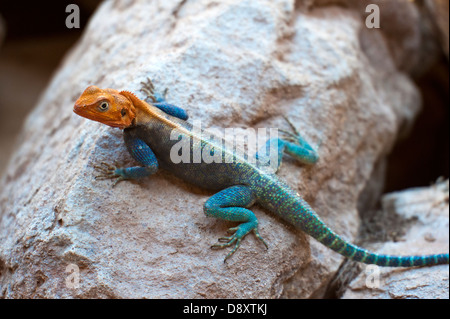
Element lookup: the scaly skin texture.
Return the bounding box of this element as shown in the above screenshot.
[73,79,449,266]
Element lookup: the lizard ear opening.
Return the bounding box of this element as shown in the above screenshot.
[121,108,127,117]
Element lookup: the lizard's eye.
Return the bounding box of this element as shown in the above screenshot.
[121,108,127,117]
[98,101,109,111]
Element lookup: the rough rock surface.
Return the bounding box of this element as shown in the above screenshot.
[342,180,449,299]
[0,0,447,298]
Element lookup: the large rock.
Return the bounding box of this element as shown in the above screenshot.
[0,0,446,298]
[342,180,449,299]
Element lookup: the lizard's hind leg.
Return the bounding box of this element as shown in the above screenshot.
[204,185,268,262]
[279,116,319,165]
[255,117,319,173]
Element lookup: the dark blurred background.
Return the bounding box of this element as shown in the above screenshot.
[0,0,448,191]
[0,1,101,176]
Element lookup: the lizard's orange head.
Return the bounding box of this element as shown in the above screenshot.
[73,86,136,129]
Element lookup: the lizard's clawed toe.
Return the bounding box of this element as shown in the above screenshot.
[211,224,268,262]
[93,162,124,187]
[140,78,168,103]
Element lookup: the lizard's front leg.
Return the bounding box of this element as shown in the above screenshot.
[204,185,268,262]
[140,78,188,120]
[95,135,158,186]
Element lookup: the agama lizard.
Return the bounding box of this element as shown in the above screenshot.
[73,79,449,266]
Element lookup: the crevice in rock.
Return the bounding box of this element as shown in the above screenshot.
[170,0,189,31]
[172,0,188,19]
[0,257,6,279]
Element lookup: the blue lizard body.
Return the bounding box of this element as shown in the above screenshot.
[74,80,449,266]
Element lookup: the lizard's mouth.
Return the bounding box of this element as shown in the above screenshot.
[73,103,85,116]
[73,103,98,121]
[73,104,123,128]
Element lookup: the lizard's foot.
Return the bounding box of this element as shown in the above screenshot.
[140,78,167,103]
[278,115,319,164]
[280,115,322,148]
[93,161,126,187]
[279,115,305,144]
[211,223,268,263]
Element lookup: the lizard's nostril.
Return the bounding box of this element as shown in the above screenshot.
[73,104,84,114]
